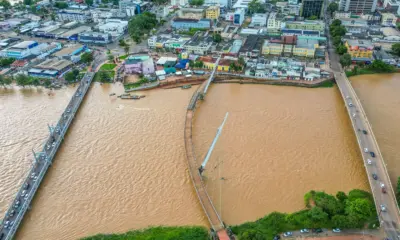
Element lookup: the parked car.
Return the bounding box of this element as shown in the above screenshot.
[362,130,368,134]
[367,159,372,165]
[349,103,353,107]
[332,228,341,233]
[382,186,387,194]
[370,152,376,158]
[273,235,281,240]
[283,232,293,237]
[372,173,378,180]
[300,229,309,233]
[364,148,368,153]
[312,228,323,233]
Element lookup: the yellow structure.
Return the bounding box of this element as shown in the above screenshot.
[198,56,217,69]
[262,39,318,57]
[206,5,220,20]
[262,41,283,55]
[344,40,373,60]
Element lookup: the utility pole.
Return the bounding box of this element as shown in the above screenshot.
[199,112,229,175]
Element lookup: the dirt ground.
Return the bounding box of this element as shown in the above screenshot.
[297,235,380,240]
[124,75,140,83]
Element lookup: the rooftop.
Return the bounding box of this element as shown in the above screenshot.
[36,58,73,71]
[296,39,318,49]
[11,41,37,49]
[59,26,91,38]
[381,27,400,37]
[53,44,84,57]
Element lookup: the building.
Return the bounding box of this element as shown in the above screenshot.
[334,11,351,19]
[178,7,205,20]
[198,56,218,69]
[338,0,377,13]
[171,0,189,6]
[374,49,397,65]
[0,41,39,59]
[250,13,267,27]
[262,40,284,55]
[380,27,400,41]
[119,0,141,16]
[184,32,213,55]
[53,44,86,62]
[301,0,323,18]
[206,6,220,20]
[57,9,90,23]
[78,32,112,44]
[294,39,318,57]
[289,0,298,4]
[383,0,400,15]
[380,13,397,26]
[19,22,40,34]
[98,19,128,38]
[239,35,264,57]
[172,18,211,29]
[267,12,284,31]
[90,9,120,23]
[233,8,245,26]
[28,58,73,78]
[233,0,265,10]
[124,55,155,74]
[217,58,240,72]
[344,39,373,62]
[148,34,191,50]
[285,20,324,32]
[340,18,369,33]
[57,26,91,41]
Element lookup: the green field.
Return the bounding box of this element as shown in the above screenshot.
[100,63,117,71]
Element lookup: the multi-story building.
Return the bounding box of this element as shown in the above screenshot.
[233,0,265,10]
[381,13,397,26]
[233,8,245,26]
[172,18,211,29]
[262,36,318,57]
[301,0,323,18]
[340,18,369,33]
[98,19,128,38]
[206,6,220,20]
[250,13,267,27]
[119,0,141,16]
[124,55,155,74]
[344,39,373,61]
[383,0,400,15]
[147,34,191,50]
[338,0,377,13]
[183,32,213,54]
[289,0,298,4]
[285,20,324,32]
[239,35,264,57]
[178,7,205,20]
[0,41,40,59]
[334,11,351,19]
[267,12,284,31]
[57,9,90,23]
[78,32,112,44]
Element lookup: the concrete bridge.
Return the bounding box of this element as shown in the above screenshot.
[0,72,95,240]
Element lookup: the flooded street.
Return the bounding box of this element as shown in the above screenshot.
[192,84,369,225]
[1,84,206,240]
[351,74,400,185]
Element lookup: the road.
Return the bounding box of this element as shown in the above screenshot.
[323,2,400,239]
[0,72,95,240]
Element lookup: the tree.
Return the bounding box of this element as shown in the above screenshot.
[336,44,347,55]
[397,177,400,206]
[85,0,93,5]
[332,215,349,229]
[50,13,56,21]
[238,230,265,240]
[65,71,76,83]
[331,19,342,26]
[213,33,222,43]
[308,15,318,20]
[0,58,15,67]
[15,74,30,87]
[189,60,194,68]
[23,0,32,5]
[307,207,329,227]
[368,60,395,72]
[98,71,111,82]
[248,0,266,14]
[327,2,338,14]
[238,56,246,66]
[391,43,400,56]
[336,191,348,202]
[339,53,351,69]
[81,52,94,64]
[333,36,342,46]
[124,45,130,55]
[128,12,158,43]
[119,39,127,47]
[0,0,11,10]
[54,1,68,8]
[190,0,204,6]
[345,198,373,221]
[108,54,114,62]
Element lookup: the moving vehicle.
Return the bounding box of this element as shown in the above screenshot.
[283,232,292,237]
[370,152,376,158]
[372,173,378,180]
[382,186,387,194]
[380,204,386,212]
[362,130,368,134]
[300,229,309,233]
[332,228,341,233]
[367,159,372,165]
[364,148,368,153]
[348,103,353,107]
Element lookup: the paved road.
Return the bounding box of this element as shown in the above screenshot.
[0,72,95,240]
[323,2,400,240]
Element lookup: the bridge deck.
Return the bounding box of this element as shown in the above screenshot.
[0,72,95,240]
[184,82,225,233]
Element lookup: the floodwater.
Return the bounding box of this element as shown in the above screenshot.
[351,74,400,185]
[0,84,206,240]
[192,84,369,225]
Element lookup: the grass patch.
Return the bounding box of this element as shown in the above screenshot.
[317,80,335,88]
[119,55,128,60]
[345,68,379,77]
[124,78,149,90]
[100,63,117,71]
[81,226,209,240]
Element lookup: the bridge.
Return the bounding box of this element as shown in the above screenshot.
[0,71,95,240]
[324,3,400,238]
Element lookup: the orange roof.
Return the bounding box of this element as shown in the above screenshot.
[218,59,236,66]
[198,56,217,63]
[217,230,230,240]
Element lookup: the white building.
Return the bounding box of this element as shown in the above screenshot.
[339,0,377,13]
[233,8,245,26]
[233,0,265,9]
[267,12,284,30]
[98,19,128,38]
[57,9,90,23]
[90,9,120,23]
[171,0,189,5]
[381,13,397,26]
[250,13,267,27]
[0,41,48,59]
[289,0,298,4]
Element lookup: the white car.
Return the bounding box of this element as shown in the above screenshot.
[352,113,356,118]
[381,183,385,188]
[367,159,372,165]
[364,148,369,153]
[332,228,341,233]
[300,229,309,233]
[380,204,386,212]
[283,232,292,237]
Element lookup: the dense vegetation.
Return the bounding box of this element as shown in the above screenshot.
[248,0,266,14]
[232,190,379,240]
[81,226,210,240]
[65,69,81,83]
[345,60,397,77]
[329,20,347,56]
[0,58,15,68]
[128,12,158,43]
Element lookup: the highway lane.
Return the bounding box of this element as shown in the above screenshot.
[323,3,400,239]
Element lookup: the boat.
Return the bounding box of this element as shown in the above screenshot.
[109,93,116,96]
[181,84,192,89]
[131,95,141,99]
[140,95,146,98]
[118,93,130,98]
[120,95,141,100]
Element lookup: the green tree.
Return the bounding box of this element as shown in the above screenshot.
[98,71,111,82]
[248,0,266,14]
[23,0,32,5]
[332,215,349,229]
[0,58,15,67]
[108,54,114,62]
[331,19,342,26]
[368,60,395,72]
[3,76,12,87]
[239,56,246,66]
[333,36,342,46]
[15,74,30,87]
[213,33,222,43]
[65,71,76,83]
[307,207,329,227]
[345,198,373,221]
[339,53,352,69]
[85,0,93,5]
[327,2,338,14]
[54,1,68,8]
[190,0,204,6]
[336,191,348,202]
[128,12,158,43]
[119,39,127,47]
[308,15,318,20]
[238,230,265,240]
[0,0,11,10]
[391,43,400,56]
[189,60,194,68]
[81,52,94,64]
[124,45,130,55]
[336,44,347,55]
